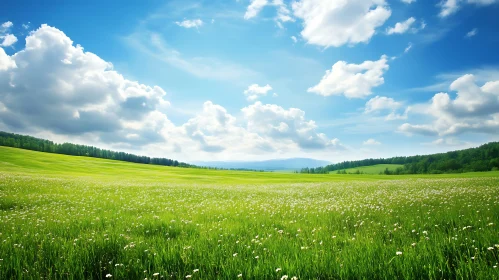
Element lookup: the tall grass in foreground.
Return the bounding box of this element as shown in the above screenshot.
[1,173,499,279]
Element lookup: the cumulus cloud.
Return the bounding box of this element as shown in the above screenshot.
[0,24,341,159]
[292,0,391,48]
[0,48,16,70]
[175,19,203,29]
[439,0,461,17]
[365,96,401,113]
[0,21,13,33]
[182,101,236,152]
[365,95,409,121]
[308,55,389,98]
[386,17,416,35]
[244,0,269,19]
[0,24,172,145]
[0,21,17,47]
[439,0,497,18]
[399,74,499,136]
[242,102,344,150]
[1,34,18,47]
[244,84,272,101]
[363,138,381,145]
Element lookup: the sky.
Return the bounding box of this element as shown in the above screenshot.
[1,0,499,163]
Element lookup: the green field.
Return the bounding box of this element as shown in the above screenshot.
[1,146,499,279]
[335,164,404,174]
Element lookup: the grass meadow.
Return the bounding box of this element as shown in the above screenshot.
[334,164,404,174]
[1,147,499,279]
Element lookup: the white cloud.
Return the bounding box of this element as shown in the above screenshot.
[401,0,416,3]
[399,74,499,136]
[385,108,410,121]
[0,24,172,145]
[363,138,381,145]
[0,21,17,47]
[244,0,269,19]
[424,137,471,147]
[274,0,294,23]
[404,42,413,53]
[439,0,498,18]
[308,55,389,98]
[0,24,342,160]
[242,102,344,150]
[175,19,203,28]
[465,28,478,38]
[439,0,461,17]
[291,36,297,43]
[244,0,294,28]
[0,47,16,71]
[0,21,13,33]
[420,20,427,30]
[365,96,401,113]
[365,95,408,121]
[386,17,416,35]
[292,0,391,48]
[0,34,18,47]
[244,84,272,101]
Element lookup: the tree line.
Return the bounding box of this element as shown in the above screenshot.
[0,131,267,172]
[300,142,499,174]
[0,131,195,167]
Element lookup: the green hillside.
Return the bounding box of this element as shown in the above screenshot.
[1,147,499,279]
[302,142,499,174]
[1,147,497,183]
[335,164,404,174]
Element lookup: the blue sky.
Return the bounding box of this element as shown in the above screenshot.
[1,0,499,162]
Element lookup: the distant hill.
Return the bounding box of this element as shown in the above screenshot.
[195,158,331,171]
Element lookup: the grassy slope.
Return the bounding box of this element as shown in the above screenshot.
[335,164,404,174]
[1,146,499,279]
[1,147,498,183]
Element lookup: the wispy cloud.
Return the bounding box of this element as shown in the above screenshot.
[404,42,413,53]
[408,67,499,92]
[465,28,478,38]
[124,31,260,84]
[175,19,204,29]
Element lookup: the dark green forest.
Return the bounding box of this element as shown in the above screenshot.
[0,131,194,168]
[301,142,499,174]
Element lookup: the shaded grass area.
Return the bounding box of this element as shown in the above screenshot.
[1,147,499,279]
[335,164,404,174]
